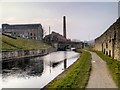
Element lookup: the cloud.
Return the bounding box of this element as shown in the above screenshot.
[3,17,16,22]
[32,18,61,26]
[31,18,63,34]
[0,2,118,41]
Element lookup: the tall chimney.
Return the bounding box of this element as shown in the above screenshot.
[63,16,66,38]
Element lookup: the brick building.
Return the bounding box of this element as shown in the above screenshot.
[95,17,120,61]
[2,24,43,40]
[44,31,71,43]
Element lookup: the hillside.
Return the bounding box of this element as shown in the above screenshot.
[0,34,51,50]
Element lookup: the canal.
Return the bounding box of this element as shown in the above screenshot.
[2,51,80,88]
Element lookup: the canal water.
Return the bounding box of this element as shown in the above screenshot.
[2,51,80,88]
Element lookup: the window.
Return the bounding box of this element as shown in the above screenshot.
[106,51,108,55]
[14,32,16,35]
[114,26,116,30]
[109,50,111,57]
[30,33,32,36]
[102,43,104,52]
[109,39,111,43]
[104,49,105,54]
[109,36,111,43]
[114,31,116,40]
[106,43,108,48]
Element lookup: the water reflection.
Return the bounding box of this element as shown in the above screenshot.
[64,51,67,69]
[2,51,80,88]
[64,59,67,69]
[2,57,44,78]
[0,61,2,74]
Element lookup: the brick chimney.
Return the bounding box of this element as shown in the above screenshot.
[63,16,66,38]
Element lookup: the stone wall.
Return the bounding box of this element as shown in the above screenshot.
[2,47,56,60]
[95,17,120,61]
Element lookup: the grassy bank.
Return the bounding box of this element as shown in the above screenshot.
[47,50,92,89]
[0,34,51,50]
[95,51,120,88]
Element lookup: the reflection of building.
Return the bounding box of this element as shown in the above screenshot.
[0,28,2,34]
[2,57,44,77]
[95,17,120,61]
[2,24,43,40]
[44,31,71,42]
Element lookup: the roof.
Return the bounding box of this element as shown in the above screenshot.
[44,31,69,42]
[2,24,42,30]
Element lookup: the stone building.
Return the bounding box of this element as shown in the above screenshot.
[2,24,43,40]
[95,17,120,61]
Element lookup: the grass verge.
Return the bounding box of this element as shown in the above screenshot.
[1,34,51,50]
[94,50,120,88]
[46,50,92,89]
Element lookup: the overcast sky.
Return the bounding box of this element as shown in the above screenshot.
[0,1,119,41]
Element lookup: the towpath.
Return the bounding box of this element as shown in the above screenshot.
[86,52,117,88]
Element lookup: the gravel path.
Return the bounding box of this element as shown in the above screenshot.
[86,52,117,88]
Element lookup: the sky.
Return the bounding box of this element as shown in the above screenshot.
[0,1,119,41]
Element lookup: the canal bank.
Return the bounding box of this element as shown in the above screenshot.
[44,50,92,89]
[2,47,56,60]
[1,34,57,60]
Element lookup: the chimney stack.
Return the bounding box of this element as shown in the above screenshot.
[63,16,66,38]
